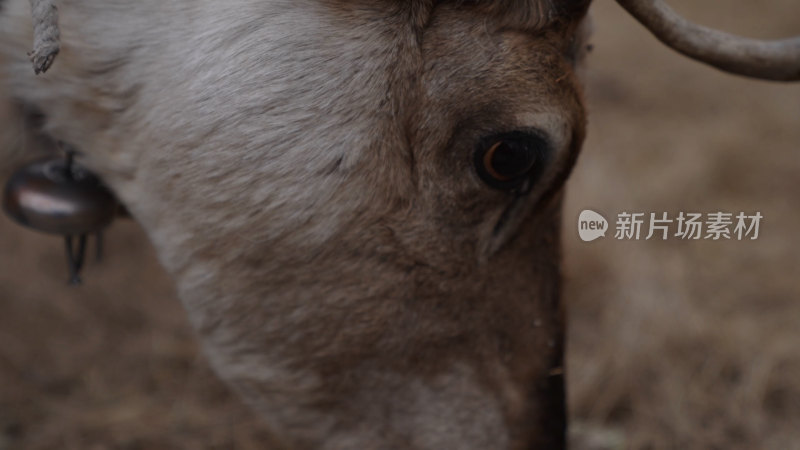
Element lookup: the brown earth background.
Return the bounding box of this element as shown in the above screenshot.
[1,1,799,448]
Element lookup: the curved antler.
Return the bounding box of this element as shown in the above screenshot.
[615,0,800,82]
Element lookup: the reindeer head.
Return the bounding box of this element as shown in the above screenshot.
[1,0,797,448]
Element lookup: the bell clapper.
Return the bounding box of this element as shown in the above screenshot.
[64,234,88,285]
[62,146,89,284]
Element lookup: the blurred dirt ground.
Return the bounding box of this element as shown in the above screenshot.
[1,1,799,449]
[565,0,800,448]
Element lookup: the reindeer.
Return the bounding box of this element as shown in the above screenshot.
[0,0,797,448]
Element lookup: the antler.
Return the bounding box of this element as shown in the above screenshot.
[614,0,800,82]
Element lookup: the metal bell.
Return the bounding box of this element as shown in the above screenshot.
[2,151,118,284]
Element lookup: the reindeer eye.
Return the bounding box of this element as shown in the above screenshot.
[474,132,545,190]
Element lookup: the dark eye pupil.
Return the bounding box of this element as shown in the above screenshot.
[474,132,549,190]
[485,140,537,181]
